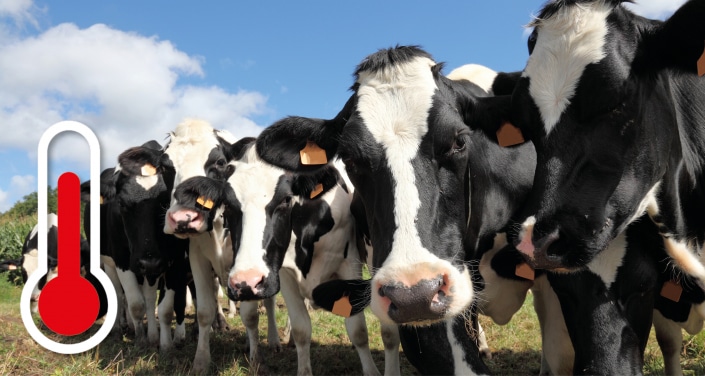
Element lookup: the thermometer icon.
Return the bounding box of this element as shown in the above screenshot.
[20,121,118,354]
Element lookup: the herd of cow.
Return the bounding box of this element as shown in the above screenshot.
[7,1,705,375]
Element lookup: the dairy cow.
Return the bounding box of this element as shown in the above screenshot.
[84,141,190,351]
[162,120,280,374]
[255,46,491,375]
[462,1,705,372]
[169,139,396,375]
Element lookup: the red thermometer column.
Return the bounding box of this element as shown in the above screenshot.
[38,172,100,336]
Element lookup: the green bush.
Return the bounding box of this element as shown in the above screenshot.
[0,217,36,284]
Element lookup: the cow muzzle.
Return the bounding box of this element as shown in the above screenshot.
[227,269,270,301]
[378,274,451,324]
[165,208,205,236]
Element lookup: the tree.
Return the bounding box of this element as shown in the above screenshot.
[0,187,58,220]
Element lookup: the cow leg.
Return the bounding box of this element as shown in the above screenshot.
[344,312,380,376]
[101,256,129,334]
[227,299,237,319]
[157,287,175,352]
[263,295,282,352]
[279,269,313,376]
[476,322,492,360]
[117,269,148,344]
[172,279,187,345]
[190,251,217,374]
[240,300,263,364]
[213,277,229,331]
[533,275,574,375]
[653,310,683,376]
[380,323,400,376]
[142,279,160,346]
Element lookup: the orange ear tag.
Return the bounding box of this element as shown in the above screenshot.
[196,196,214,210]
[660,280,683,302]
[515,262,535,281]
[310,184,324,199]
[698,41,705,77]
[141,164,157,176]
[300,141,328,165]
[496,122,525,147]
[331,295,353,317]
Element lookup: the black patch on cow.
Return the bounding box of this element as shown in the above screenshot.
[311,279,371,315]
[291,199,335,278]
[398,310,491,375]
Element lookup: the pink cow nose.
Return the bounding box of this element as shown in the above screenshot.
[167,209,202,233]
[227,270,265,300]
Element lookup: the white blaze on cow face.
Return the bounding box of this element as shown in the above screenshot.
[356,55,473,324]
[226,147,286,294]
[524,2,610,135]
[163,119,237,235]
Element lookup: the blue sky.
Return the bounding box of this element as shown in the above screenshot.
[0,0,686,212]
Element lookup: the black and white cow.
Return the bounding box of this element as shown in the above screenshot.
[85,140,191,351]
[19,213,108,321]
[461,1,705,372]
[255,46,493,375]
[161,120,280,374]
[169,140,395,375]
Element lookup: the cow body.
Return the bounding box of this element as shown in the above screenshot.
[162,120,280,374]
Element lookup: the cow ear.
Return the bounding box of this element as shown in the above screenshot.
[637,0,705,75]
[100,168,118,202]
[257,94,355,174]
[311,279,371,317]
[291,164,342,199]
[466,95,527,147]
[225,137,257,162]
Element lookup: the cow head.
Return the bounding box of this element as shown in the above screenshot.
[108,140,183,281]
[171,138,347,300]
[255,46,497,325]
[162,118,239,237]
[471,0,705,270]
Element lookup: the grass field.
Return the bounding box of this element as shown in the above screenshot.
[0,276,703,375]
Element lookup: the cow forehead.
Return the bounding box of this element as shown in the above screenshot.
[229,150,285,210]
[523,1,611,135]
[354,55,440,265]
[356,56,436,153]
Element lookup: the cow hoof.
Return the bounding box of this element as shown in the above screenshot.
[159,343,172,354]
[192,356,210,375]
[269,342,283,353]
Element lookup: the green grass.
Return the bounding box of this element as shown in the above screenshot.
[0,276,703,375]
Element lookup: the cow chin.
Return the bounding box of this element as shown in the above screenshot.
[369,261,473,326]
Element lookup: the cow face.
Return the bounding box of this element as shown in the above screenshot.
[112,141,179,281]
[472,1,705,270]
[162,119,239,237]
[172,140,346,301]
[256,46,491,325]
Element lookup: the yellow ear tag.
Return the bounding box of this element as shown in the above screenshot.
[698,41,705,77]
[300,141,328,165]
[141,163,157,176]
[196,196,214,210]
[660,280,683,302]
[332,295,353,318]
[99,195,104,205]
[310,184,324,199]
[515,262,535,281]
[497,121,525,147]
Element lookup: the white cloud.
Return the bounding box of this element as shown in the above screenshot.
[10,174,34,192]
[0,188,8,212]
[0,4,270,172]
[0,0,39,27]
[625,0,687,19]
